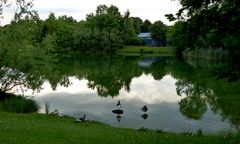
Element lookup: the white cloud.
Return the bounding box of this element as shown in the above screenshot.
[28,74,181,105]
[118,74,182,104]
[1,0,181,25]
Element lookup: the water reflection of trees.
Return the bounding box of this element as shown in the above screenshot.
[176,80,209,120]
[1,53,240,128]
[170,60,240,129]
[0,48,46,97]
[43,55,169,97]
[1,54,168,97]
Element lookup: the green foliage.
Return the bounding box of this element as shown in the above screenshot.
[1,4,173,54]
[73,5,138,52]
[166,21,188,56]
[3,95,39,113]
[165,14,176,22]
[150,21,167,46]
[130,17,143,34]
[167,0,240,60]
[141,19,152,32]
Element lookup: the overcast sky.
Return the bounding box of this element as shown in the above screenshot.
[1,0,182,25]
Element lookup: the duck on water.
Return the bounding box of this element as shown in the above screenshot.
[141,105,148,113]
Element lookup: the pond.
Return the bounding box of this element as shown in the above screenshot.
[1,54,240,133]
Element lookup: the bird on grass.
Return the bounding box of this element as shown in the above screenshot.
[76,115,86,123]
[141,105,148,113]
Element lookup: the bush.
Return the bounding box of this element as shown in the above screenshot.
[3,95,39,113]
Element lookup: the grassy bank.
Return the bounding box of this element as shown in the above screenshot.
[0,111,239,144]
[118,46,175,56]
[183,48,229,60]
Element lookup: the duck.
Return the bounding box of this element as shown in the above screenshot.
[76,115,86,123]
[116,100,121,108]
[141,105,148,113]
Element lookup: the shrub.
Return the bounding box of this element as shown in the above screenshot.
[3,95,39,113]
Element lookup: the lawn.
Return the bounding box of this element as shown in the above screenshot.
[117,46,175,56]
[0,111,239,144]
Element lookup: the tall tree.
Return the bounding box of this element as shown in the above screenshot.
[141,19,152,32]
[150,21,167,46]
[130,17,143,34]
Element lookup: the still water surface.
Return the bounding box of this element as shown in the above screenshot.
[34,75,232,133]
[21,55,239,133]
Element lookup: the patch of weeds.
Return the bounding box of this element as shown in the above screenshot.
[196,129,204,136]
[3,95,39,113]
[156,130,163,134]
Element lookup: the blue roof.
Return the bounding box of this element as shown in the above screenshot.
[138,32,151,38]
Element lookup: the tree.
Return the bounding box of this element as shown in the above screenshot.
[74,5,137,53]
[165,14,176,22]
[86,5,122,31]
[141,19,152,32]
[167,0,240,60]
[166,21,188,56]
[121,10,138,45]
[130,17,143,34]
[150,21,167,46]
[0,0,38,23]
[176,0,223,17]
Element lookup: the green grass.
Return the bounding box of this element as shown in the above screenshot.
[183,48,229,60]
[117,46,175,56]
[0,111,239,144]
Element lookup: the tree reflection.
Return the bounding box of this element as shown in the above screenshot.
[176,80,208,120]
[175,77,220,120]
[171,59,240,129]
[0,66,44,98]
[178,94,207,120]
[1,54,169,97]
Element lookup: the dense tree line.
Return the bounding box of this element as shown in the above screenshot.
[0,3,168,54]
[166,0,240,60]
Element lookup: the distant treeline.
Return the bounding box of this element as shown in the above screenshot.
[1,1,239,59]
[166,0,240,61]
[0,5,167,54]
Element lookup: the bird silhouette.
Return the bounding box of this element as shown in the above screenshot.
[116,114,122,122]
[116,100,121,108]
[76,115,86,123]
[141,113,148,120]
[141,105,148,113]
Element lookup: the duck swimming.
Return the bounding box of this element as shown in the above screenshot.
[141,105,148,112]
[116,100,121,108]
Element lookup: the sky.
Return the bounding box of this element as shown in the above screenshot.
[1,0,182,25]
